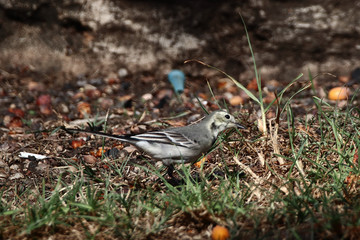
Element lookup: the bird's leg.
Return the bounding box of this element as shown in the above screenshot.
[168,164,187,179]
[167,164,175,179]
[163,164,185,185]
[155,164,174,184]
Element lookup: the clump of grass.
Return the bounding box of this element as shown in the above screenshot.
[2,92,360,239]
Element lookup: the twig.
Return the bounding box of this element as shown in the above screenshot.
[268,119,285,165]
[233,156,263,184]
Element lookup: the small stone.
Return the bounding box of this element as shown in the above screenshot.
[9,172,24,180]
[123,145,137,154]
[118,68,128,78]
[60,103,69,113]
[10,164,20,170]
[141,93,153,101]
[223,92,233,100]
[305,114,315,121]
[99,97,114,109]
[2,115,11,127]
[28,80,45,91]
[83,155,97,164]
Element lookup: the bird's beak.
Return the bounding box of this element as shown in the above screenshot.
[236,123,246,129]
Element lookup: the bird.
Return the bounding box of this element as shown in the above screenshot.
[64,110,245,179]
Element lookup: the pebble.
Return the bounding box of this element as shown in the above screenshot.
[141,93,153,101]
[118,68,128,78]
[10,164,20,170]
[99,97,114,109]
[56,145,64,152]
[9,172,24,180]
[28,80,45,91]
[83,155,97,164]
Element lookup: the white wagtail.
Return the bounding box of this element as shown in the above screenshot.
[64,110,245,179]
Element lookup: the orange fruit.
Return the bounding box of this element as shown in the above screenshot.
[328,87,350,100]
[211,225,230,240]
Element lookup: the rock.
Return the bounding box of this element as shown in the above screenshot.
[118,68,128,78]
[83,155,97,164]
[27,80,45,91]
[9,172,24,180]
[141,93,153,101]
[99,97,114,109]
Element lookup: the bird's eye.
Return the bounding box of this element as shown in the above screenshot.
[225,114,230,119]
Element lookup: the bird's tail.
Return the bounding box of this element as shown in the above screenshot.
[63,127,131,142]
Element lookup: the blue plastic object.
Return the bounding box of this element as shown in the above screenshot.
[168,70,185,93]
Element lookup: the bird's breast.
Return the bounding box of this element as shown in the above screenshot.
[135,141,198,161]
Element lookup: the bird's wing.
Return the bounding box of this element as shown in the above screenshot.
[129,130,198,148]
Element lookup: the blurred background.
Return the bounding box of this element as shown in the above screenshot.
[1,0,359,84]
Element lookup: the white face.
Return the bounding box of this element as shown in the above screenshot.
[208,110,244,138]
[214,111,238,129]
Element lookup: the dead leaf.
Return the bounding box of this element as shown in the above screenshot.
[71,139,85,149]
[77,102,91,118]
[247,78,260,91]
[194,156,207,168]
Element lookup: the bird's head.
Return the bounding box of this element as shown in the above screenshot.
[207,110,245,138]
